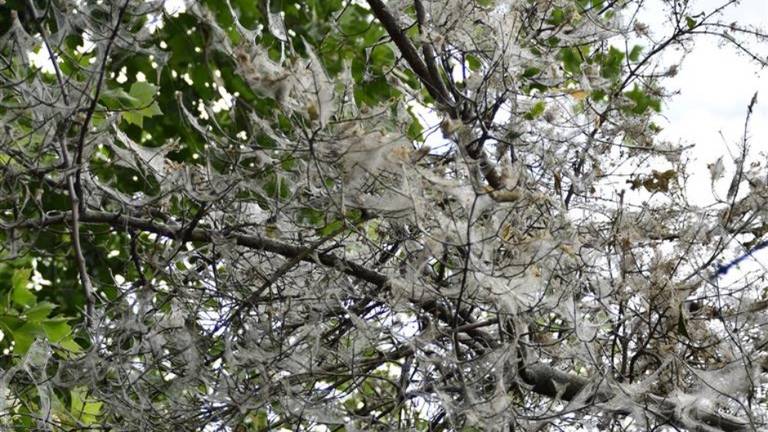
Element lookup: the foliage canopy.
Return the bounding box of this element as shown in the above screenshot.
[1,0,768,430]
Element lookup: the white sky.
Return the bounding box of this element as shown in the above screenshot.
[645,0,768,202]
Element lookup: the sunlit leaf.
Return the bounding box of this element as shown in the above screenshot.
[11,269,35,308]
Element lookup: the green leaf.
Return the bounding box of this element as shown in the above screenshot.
[12,322,44,354]
[590,88,606,101]
[130,81,158,105]
[624,85,661,114]
[628,45,643,62]
[100,87,141,109]
[522,67,541,79]
[12,269,36,308]
[123,82,163,127]
[263,174,291,201]
[465,55,482,72]
[685,16,697,30]
[254,410,268,430]
[524,101,546,120]
[320,219,344,236]
[548,8,566,26]
[58,338,83,353]
[299,207,325,226]
[71,387,103,425]
[42,318,72,343]
[25,302,56,321]
[406,105,424,141]
[0,312,22,336]
[559,47,582,75]
[601,46,624,79]
[11,268,31,292]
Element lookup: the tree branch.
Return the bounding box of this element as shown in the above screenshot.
[73,0,131,205]
[3,209,753,431]
[519,364,750,432]
[366,0,452,109]
[413,0,452,104]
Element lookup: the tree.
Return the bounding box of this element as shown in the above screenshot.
[0,0,767,430]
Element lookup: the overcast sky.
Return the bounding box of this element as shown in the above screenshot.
[644,0,768,200]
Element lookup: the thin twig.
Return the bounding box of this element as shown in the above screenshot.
[72,0,132,207]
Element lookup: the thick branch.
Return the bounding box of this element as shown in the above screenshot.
[366,0,452,109]
[8,210,388,287]
[413,0,452,104]
[520,364,750,432]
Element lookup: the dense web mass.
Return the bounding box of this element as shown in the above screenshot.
[1,0,768,430]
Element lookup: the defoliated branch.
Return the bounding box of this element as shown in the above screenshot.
[2,209,752,431]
